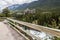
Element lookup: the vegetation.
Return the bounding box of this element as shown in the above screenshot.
[11,8,60,29]
[2,7,10,17]
[0,7,60,29]
[0,7,60,40]
[53,37,60,40]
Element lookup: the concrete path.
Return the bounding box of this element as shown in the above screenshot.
[0,22,26,40]
[0,22,15,40]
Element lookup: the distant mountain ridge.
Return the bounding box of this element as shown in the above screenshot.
[8,3,29,10]
[27,0,60,8]
[8,0,60,10]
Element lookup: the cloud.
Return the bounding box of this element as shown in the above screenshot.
[0,0,7,10]
[14,0,38,4]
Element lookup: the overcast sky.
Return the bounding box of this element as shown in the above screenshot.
[0,0,37,10]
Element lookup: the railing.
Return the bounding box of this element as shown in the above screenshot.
[8,22,33,40]
[6,18,41,40]
[6,18,60,39]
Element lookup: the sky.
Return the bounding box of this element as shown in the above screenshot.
[0,0,38,10]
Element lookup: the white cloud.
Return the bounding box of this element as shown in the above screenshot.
[0,0,38,10]
[0,0,7,10]
[14,0,38,4]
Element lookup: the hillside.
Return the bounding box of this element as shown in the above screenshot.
[8,3,29,11]
[8,0,60,11]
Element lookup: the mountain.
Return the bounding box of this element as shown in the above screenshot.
[8,4,20,10]
[27,0,60,9]
[8,0,60,11]
[8,3,29,10]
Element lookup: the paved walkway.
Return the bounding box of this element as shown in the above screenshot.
[0,22,15,40]
[0,22,26,40]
